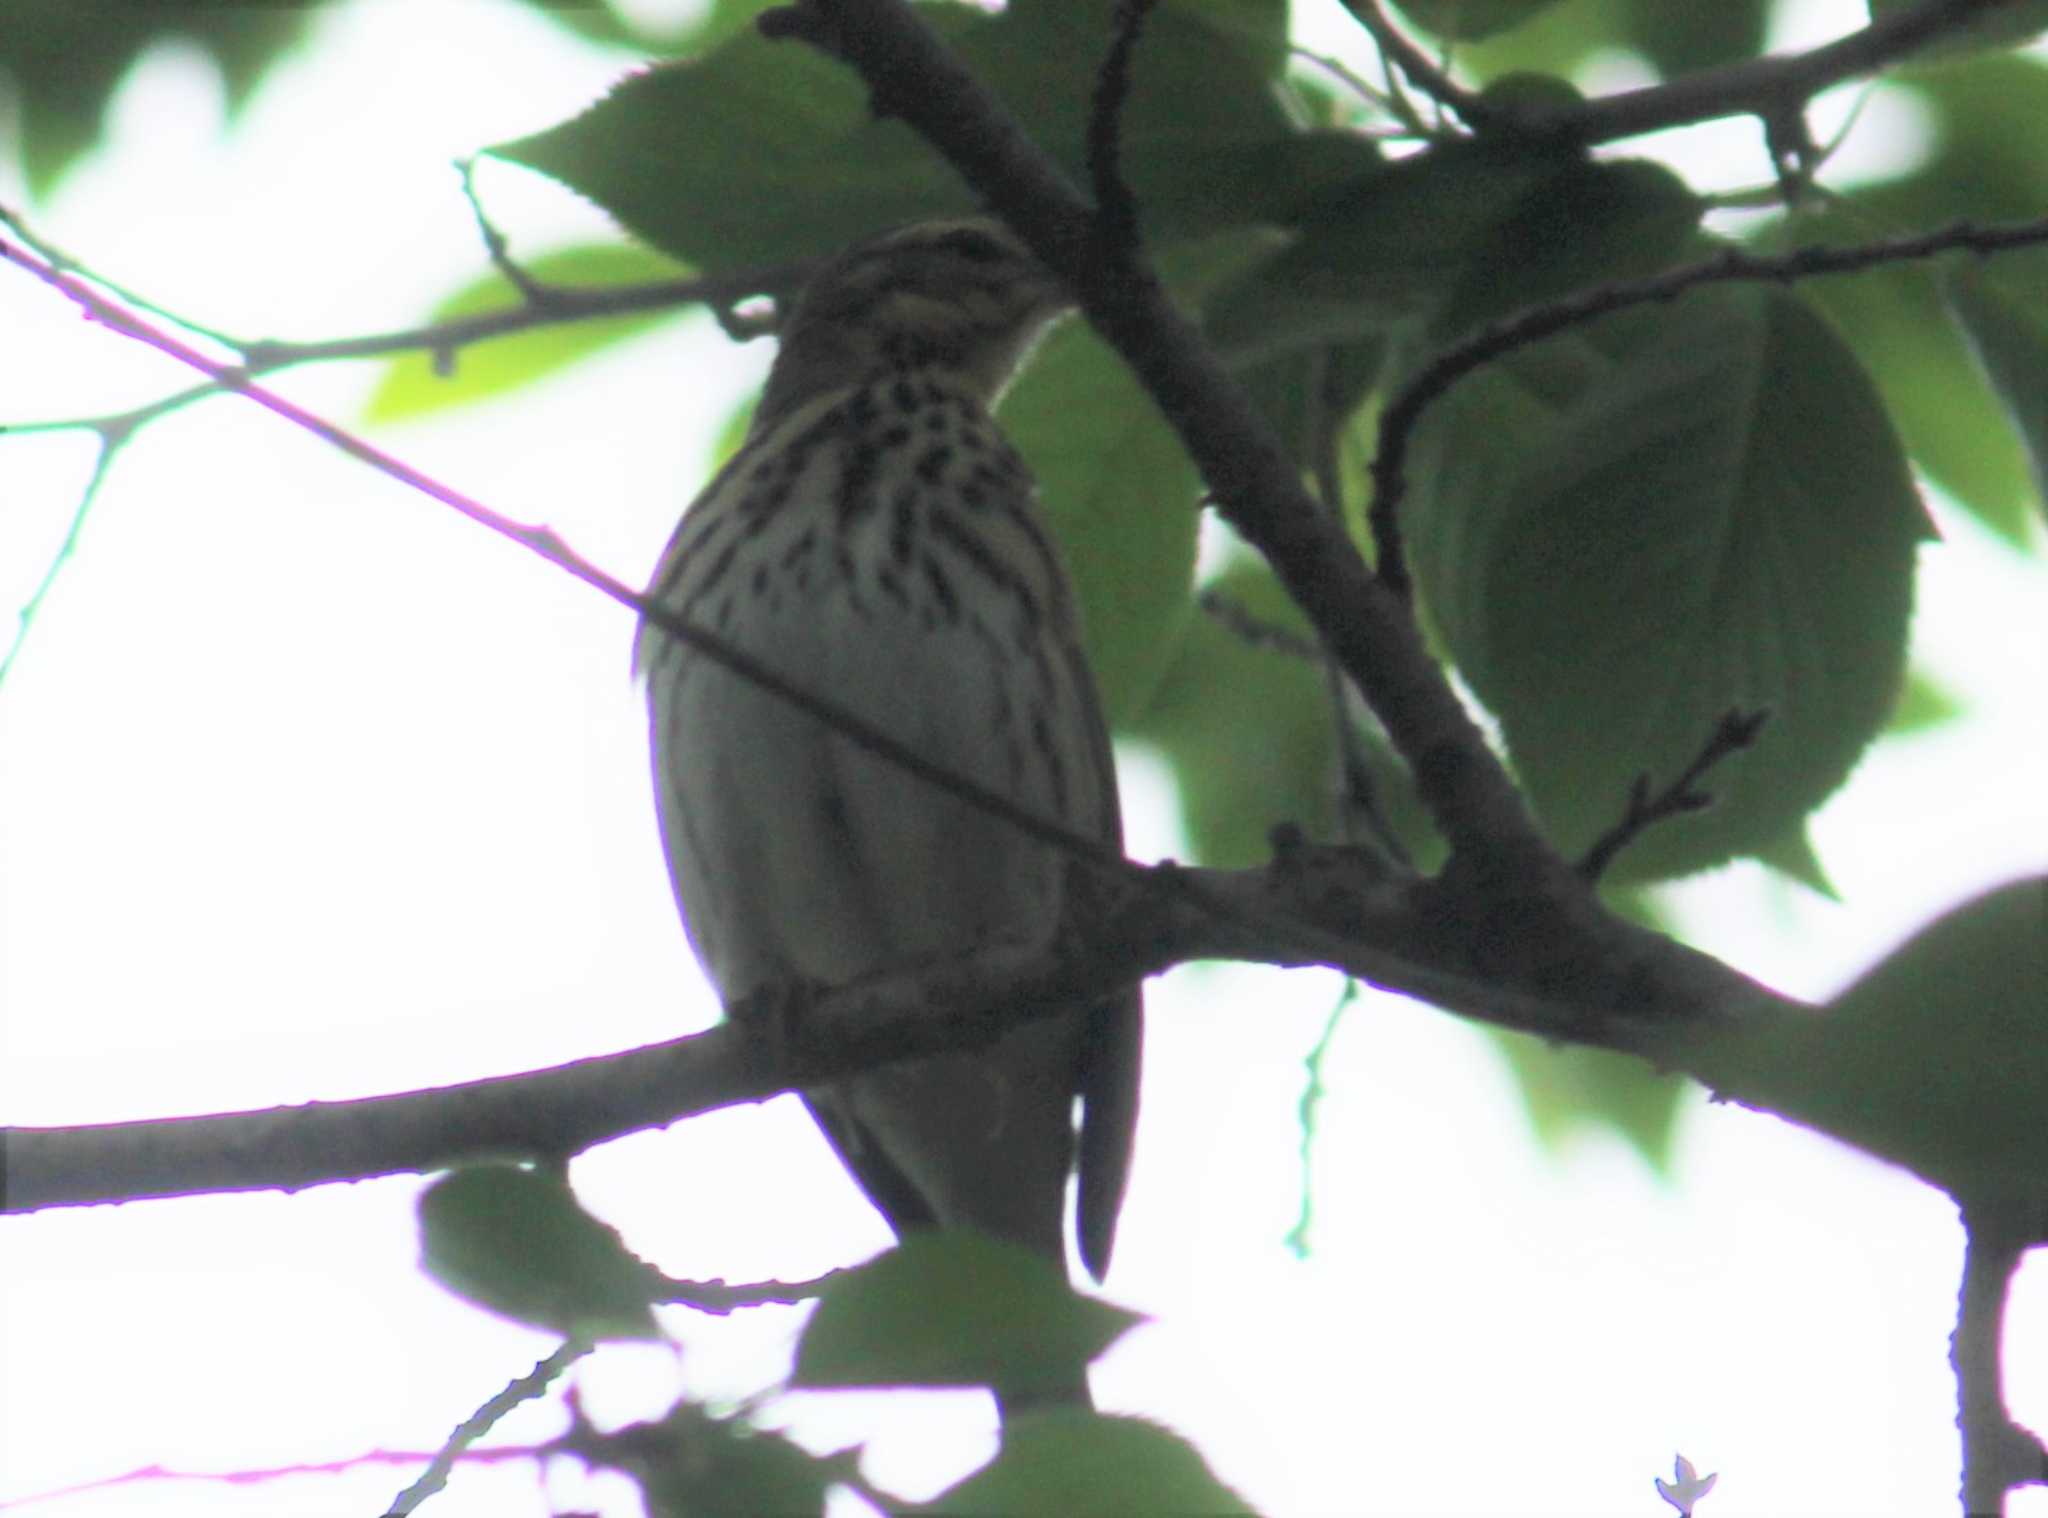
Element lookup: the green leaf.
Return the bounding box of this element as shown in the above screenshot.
[1889,667,1965,735]
[1003,318,1200,721]
[1438,0,1769,82]
[1487,887,1690,1168]
[1491,1030,1690,1170]
[791,1232,1141,1402]
[364,242,695,423]
[1381,0,1570,42]
[493,0,1297,273]
[1752,824,1840,900]
[1205,138,1584,356]
[1664,877,2048,1198]
[1406,285,1930,881]
[1427,158,1704,343]
[928,1410,1259,1515]
[0,2,312,196]
[1867,0,2048,60]
[1002,233,1271,721]
[588,1403,845,1518]
[1939,258,2048,520]
[1122,556,1337,868]
[418,1164,662,1342]
[1774,54,2048,544]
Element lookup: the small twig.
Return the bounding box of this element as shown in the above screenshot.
[0,203,243,351]
[1370,214,2048,596]
[0,422,137,685]
[1286,45,1410,128]
[1343,0,1494,131]
[1305,350,1406,862]
[1087,0,1158,249]
[456,156,555,308]
[1577,709,1769,881]
[386,1341,591,1516]
[1194,586,1321,661]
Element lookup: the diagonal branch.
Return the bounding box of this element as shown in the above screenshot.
[759,0,1565,888]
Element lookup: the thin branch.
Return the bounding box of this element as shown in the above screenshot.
[1194,586,1322,661]
[0,230,1118,875]
[386,1342,590,1517]
[1342,0,1489,129]
[0,423,136,684]
[1577,710,1770,882]
[1368,0,2024,149]
[1087,0,1157,249]
[1369,215,2048,596]
[456,155,553,309]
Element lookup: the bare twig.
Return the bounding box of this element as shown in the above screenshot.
[1577,710,1770,882]
[1341,0,1490,129]
[456,155,554,309]
[1087,0,1157,249]
[386,1342,590,1516]
[1194,586,1321,661]
[1369,216,2048,595]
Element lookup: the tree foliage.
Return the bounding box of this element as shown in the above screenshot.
[4,0,2047,1513]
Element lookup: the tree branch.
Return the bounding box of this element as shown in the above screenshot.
[758,0,1565,889]
[1368,216,2048,595]
[1954,1199,2048,1515]
[1350,0,2024,149]
[0,848,1786,1216]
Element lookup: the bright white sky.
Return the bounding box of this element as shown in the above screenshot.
[1,2,2044,1515]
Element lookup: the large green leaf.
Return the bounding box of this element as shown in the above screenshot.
[931,1410,1258,1515]
[1204,138,1584,358]
[1436,0,1769,82]
[1122,556,1340,869]
[1666,877,2048,1198]
[1867,0,2048,60]
[1940,257,2048,521]
[492,0,1294,273]
[1001,234,1274,721]
[587,1403,846,1518]
[791,1232,1140,1401]
[418,1164,662,1342]
[1426,158,1703,342]
[1002,318,1201,723]
[1381,0,1570,42]
[1405,285,1930,881]
[1771,54,2048,544]
[365,241,695,424]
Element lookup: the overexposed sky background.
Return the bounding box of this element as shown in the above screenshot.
[2,1,2045,1514]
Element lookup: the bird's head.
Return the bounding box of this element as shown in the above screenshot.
[759,216,1073,422]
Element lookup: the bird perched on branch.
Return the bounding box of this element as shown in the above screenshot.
[636,217,1141,1404]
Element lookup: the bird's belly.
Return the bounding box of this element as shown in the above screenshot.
[649,594,1075,1002]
